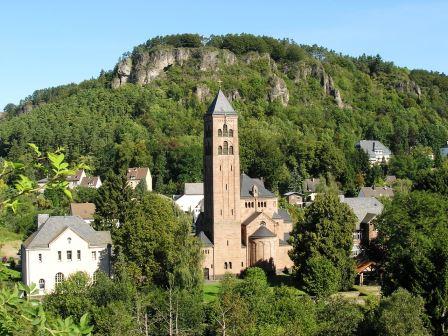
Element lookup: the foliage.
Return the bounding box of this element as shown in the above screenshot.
[374,288,430,336]
[0,283,92,335]
[376,191,448,334]
[290,193,357,294]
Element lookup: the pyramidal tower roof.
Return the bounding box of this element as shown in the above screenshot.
[207,90,237,115]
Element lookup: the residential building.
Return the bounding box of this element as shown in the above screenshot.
[440,142,448,158]
[70,203,96,224]
[21,215,112,295]
[66,170,86,189]
[283,191,303,207]
[66,170,102,189]
[175,183,204,220]
[341,196,384,257]
[126,167,152,191]
[79,176,102,189]
[356,140,392,164]
[196,90,293,280]
[358,185,394,198]
[301,178,321,205]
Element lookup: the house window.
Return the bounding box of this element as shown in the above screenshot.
[229,262,232,269]
[218,146,223,155]
[260,221,266,226]
[251,202,254,208]
[227,240,229,246]
[77,250,81,260]
[67,237,71,244]
[224,262,228,270]
[231,209,234,215]
[231,165,233,171]
[218,129,222,137]
[223,141,228,155]
[92,251,97,260]
[55,272,64,285]
[258,202,260,207]
[225,184,227,190]
[223,124,228,137]
[241,262,244,267]
[229,129,234,137]
[58,251,62,261]
[38,254,42,262]
[39,279,45,290]
[245,202,248,208]
[67,251,72,261]
[229,146,234,155]
[264,202,266,207]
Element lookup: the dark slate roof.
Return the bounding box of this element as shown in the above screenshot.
[361,213,377,224]
[23,216,112,249]
[197,231,213,247]
[356,140,392,158]
[342,197,384,230]
[207,90,237,115]
[303,178,320,193]
[249,226,277,239]
[272,208,292,223]
[358,186,394,198]
[240,173,275,198]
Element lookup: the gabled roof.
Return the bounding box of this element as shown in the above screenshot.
[272,208,292,223]
[66,170,85,182]
[207,90,237,115]
[23,216,111,249]
[303,178,320,193]
[126,167,150,180]
[342,197,384,230]
[240,173,275,198]
[197,231,213,247]
[359,186,394,198]
[70,203,96,220]
[79,176,101,188]
[356,140,392,158]
[184,182,204,195]
[249,226,276,239]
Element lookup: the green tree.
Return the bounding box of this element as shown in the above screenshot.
[377,191,448,334]
[290,193,356,293]
[301,255,341,298]
[374,288,430,336]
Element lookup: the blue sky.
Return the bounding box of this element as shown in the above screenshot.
[0,0,446,109]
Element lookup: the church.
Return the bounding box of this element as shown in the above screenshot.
[197,90,294,280]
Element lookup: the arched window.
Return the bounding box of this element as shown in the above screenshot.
[218,146,222,155]
[55,272,64,285]
[264,202,267,207]
[223,141,228,155]
[260,221,266,226]
[224,262,228,270]
[39,279,45,290]
[223,124,228,137]
[229,146,234,155]
[67,237,71,244]
[229,262,232,269]
[229,129,234,137]
[218,129,222,137]
[251,202,254,208]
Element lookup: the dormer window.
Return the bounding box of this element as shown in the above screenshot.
[252,185,259,197]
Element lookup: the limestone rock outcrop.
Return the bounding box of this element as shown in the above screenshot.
[227,89,241,102]
[195,85,211,102]
[294,62,345,108]
[268,76,289,106]
[395,80,422,98]
[112,47,238,88]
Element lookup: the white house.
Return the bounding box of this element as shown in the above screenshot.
[356,140,392,164]
[21,215,112,295]
[126,167,152,191]
[66,170,86,189]
[79,176,102,189]
[174,183,204,220]
[440,142,448,158]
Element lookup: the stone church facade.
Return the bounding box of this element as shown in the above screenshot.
[197,90,294,279]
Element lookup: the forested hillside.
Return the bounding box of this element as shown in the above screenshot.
[1,34,448,195]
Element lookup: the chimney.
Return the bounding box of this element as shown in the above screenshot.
[37,214,50,228]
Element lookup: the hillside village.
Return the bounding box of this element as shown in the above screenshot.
[1,33,448,335]
[18,91,395,292]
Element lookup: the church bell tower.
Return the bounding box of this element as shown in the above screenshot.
[203,90,243,276]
